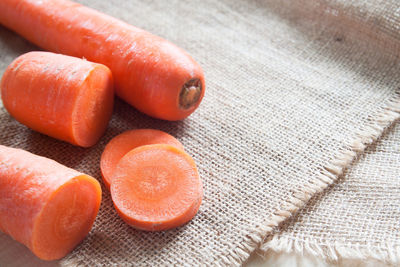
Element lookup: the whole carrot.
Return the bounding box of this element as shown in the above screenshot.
[0,145,102,261]
[1,51,114,147]
[0,0,205,121]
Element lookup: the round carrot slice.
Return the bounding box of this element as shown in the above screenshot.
[110,144,202,231]
[100,129,184,189]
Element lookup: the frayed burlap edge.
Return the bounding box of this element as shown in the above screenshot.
[261,236,400,265]
[218,92,400,266]
[217,2,400,264]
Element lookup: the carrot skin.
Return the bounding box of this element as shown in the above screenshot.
[0,0,205,121]
[100,129,184,189]
[0,51,114,147]
[0,145,102,261]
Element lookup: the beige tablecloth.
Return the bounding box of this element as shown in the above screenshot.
[0,0,399,266]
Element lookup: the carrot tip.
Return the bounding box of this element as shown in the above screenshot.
[179,78,203,110]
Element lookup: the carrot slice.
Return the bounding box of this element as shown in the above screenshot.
[110,144,202,231]
[0,145,102,261]
[101,129,184,189]
[0,51,114,147]
[0,0,205,121]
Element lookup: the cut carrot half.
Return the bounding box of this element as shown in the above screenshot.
[0,51,114,147]
[110,144,202,231]
[0,145,102,261]
[101,129,184,189]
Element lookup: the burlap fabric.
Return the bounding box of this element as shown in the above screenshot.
[259,1,400,265]
[260,117,400,266]
[0,0,399,266]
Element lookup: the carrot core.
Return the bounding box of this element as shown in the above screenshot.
[179,78,202,110]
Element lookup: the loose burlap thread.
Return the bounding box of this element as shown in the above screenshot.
[0,0,399,266]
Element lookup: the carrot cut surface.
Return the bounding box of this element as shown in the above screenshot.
[0,0,205,120]
[0,51,114,147]
[110,144,202,231]
[101,129,184,189]
[0,145,102,261]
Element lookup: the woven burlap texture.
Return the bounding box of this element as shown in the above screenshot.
[0,0,400,266]
[260,113,400,266]
[259,0,400,265]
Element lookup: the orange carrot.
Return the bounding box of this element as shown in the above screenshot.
[0,145,102,261]
[0,51,114,147]
[100,129,183,188]
[100,129,184,189]
[111,144,202,231]
[0,0,205,121]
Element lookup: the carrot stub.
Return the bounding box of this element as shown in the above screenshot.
[110,144,203,231]
[0,0,205,121]
[0,145,102,261]
[100,129,184,189]
[0,51,114,147]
